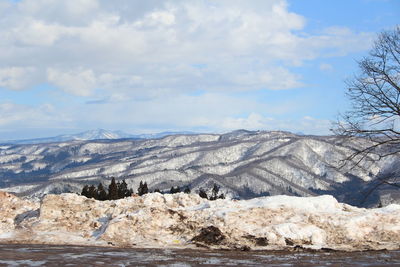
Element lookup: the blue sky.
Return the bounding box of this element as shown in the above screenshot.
[0,0,398,140]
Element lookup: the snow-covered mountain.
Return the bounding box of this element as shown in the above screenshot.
[0,130,399,207]
[0,129,135,144]
[61,129,133,141]
[1,129,198,145]
[131,131,197,139]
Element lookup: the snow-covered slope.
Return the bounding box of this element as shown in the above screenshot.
[1,192,399,251]
[0,130,398,206]
[0,129,198,145]
[0,129,136,144]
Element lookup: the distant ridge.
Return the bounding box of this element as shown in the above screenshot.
[132,131,197,140]
[1,129,399,207]
[1,129,197,145]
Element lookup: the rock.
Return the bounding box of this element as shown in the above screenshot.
[191,226,226,245]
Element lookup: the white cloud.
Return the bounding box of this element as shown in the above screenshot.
[17,0,100,26]
[10,18,68,46]
[303,27,374,59]
[47,68,96,96]
[0,0,378,137]
[221,113,272,130]
[72,93,329,134]
[217,113,332,134]
[136,10,176,27]
[0,0,374,97]
[0,102,72,129]
[319,63,334,72]
[0,67,37,90]
[232,67,303,90]
[0,90,332,139]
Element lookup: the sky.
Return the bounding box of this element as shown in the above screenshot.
[0,0,399,140]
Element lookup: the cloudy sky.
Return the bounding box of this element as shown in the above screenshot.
[0,0,398,139]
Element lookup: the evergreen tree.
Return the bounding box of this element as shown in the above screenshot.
[154,188,161,193]
[142,182,148,195]
[97,182,108,201]
[138,181,143,195]
[127,188,133,196]
[184,187,191,194]
[199,188,208,199]
[108,177,119,200]
[81,185,89,197]
[116,181,121,198]
[197,185,224,200]
[88,184,97,199]
[116,181,121,196]
[170,186,181,194]
[119,179,129,198]
[210,184,220,200]
[137,181,148,196]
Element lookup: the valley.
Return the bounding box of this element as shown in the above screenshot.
[1,130,399,207]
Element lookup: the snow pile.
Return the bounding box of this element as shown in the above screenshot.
[1,192,399,251]
[0,191,39,238]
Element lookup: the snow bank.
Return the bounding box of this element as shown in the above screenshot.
[0,193,399,251]
[0,191,39,234]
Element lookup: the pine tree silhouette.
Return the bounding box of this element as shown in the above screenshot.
[97,182,108,201]
[88,184,97,199]
[170,186,181,194]
[210,184,220,200]
[127,188,133,196]
[199,188,208,199]
[116,181,121,196]
[138,181,143,195]
[108,177,119,200]
[198,184,224,200]
[119,179,129,198]
[137,181,148,196]
[81,185,89,197]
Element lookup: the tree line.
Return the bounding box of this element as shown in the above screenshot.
[81,178,225,201]
[81,177,133,200]
[198,184,225,200]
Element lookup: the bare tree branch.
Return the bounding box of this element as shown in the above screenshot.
[333,26,400,202]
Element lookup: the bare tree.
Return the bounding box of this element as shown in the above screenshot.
[334,26,400,192]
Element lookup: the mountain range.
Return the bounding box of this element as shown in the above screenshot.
[0,130,399,207]
[0,129,196,144]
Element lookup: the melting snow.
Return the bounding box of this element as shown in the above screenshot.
[0,192,399,251]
